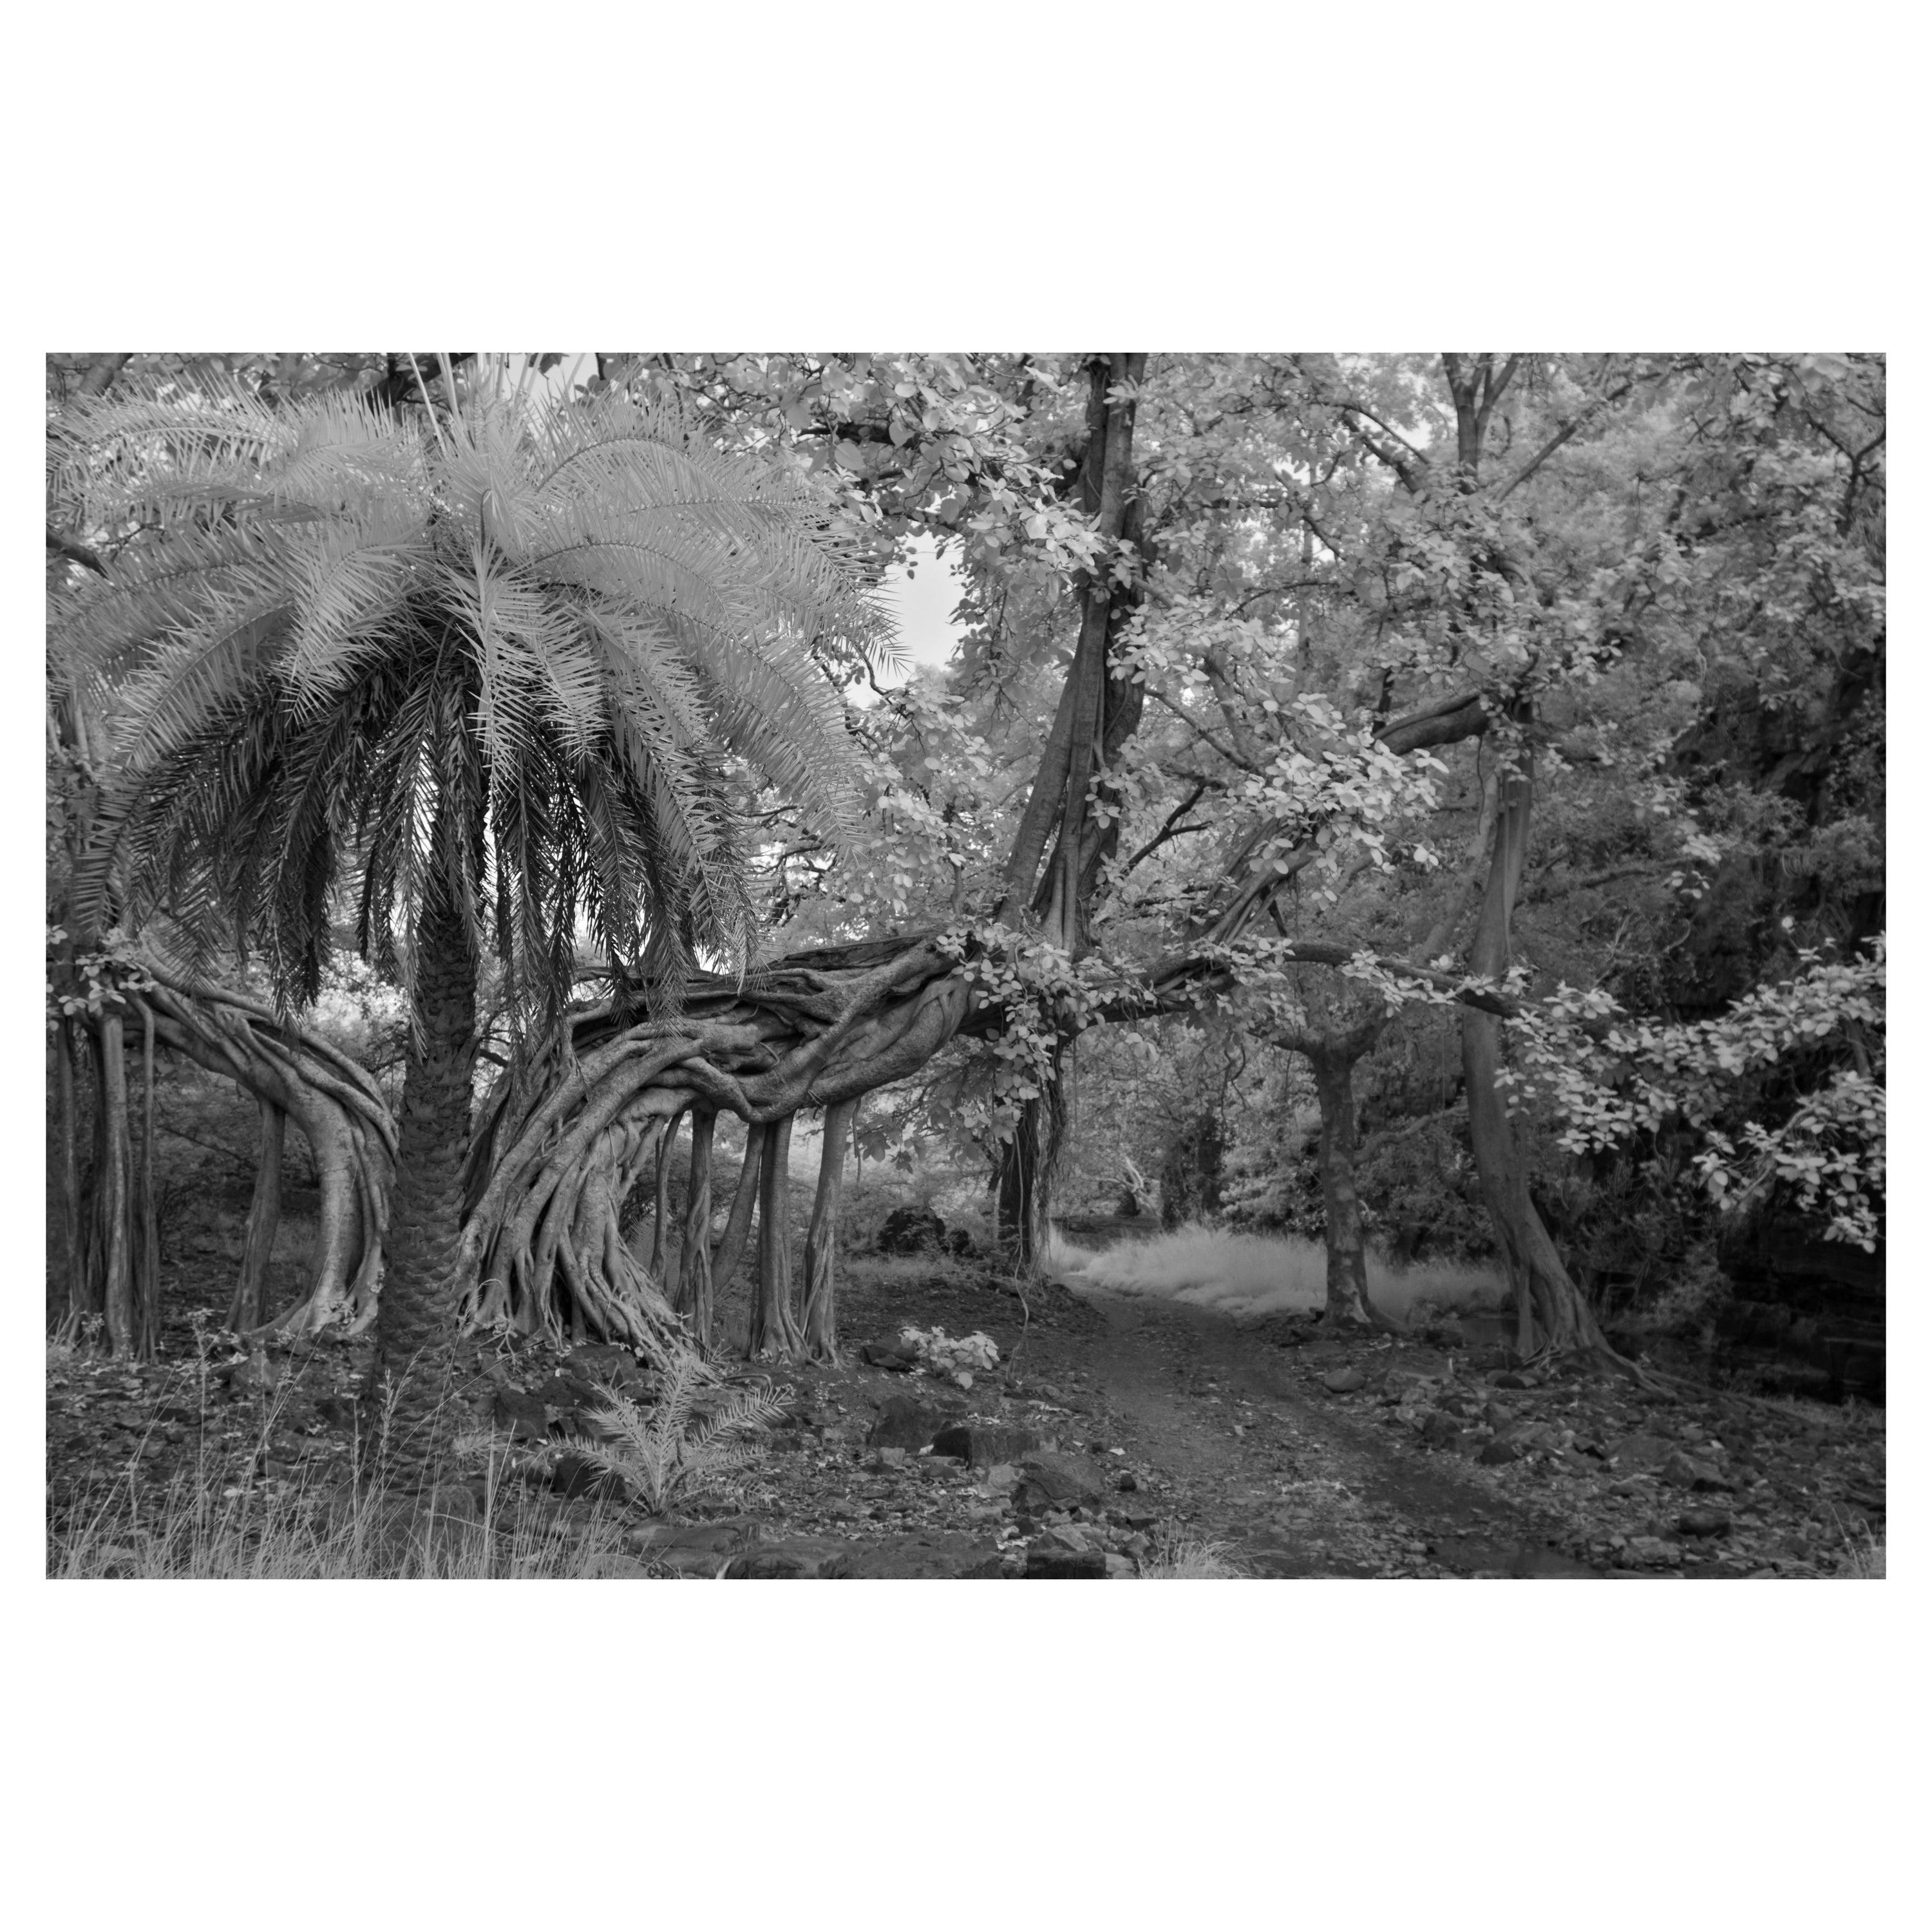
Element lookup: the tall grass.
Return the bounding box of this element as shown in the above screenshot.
[1045,1221,1507,1324]
[47,1447,641,1579]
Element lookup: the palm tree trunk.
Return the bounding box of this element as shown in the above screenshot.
[367,873,478,1482]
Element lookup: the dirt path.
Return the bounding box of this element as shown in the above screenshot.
[1025,1290,1600,1577]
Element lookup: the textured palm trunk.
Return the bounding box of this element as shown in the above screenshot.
[672,1107,717,1345]
[800,1099,856,1363]
[93,1014,137,1358]
[367,876,478,1483]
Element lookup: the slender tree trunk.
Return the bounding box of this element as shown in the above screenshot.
[95,1013,136,1358]
[650,1105,684,1299]
[800,1099,856,1363]
[1461,739,1618,1362]
[54,1021,83,1332]
[137,1005,161,1356]
[367,871,478,1482]
[710,1119,765,1300]
[673,1107,717,1345]
[748,1113,800,1358]
[230,1099,287,1332]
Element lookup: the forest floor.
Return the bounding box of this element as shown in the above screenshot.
[46,1240,1885,1580]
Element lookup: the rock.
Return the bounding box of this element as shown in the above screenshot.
[981,1463,1019,1495]
[723,1539,856,1579]
[1038,1522,1092,1554]
[876,1204,948,1255]
[1014,1450,1108,1513]
[1320,1367,1367,1394]
[566,1344,649,1392]
[1104,1554,1136,1578]
[1477,1437,1524,1466]
[492,1388,549,1443]
[1662,1451,1729,1491]
[864,1446,909,1471]
[866,1393,962,1450]
[858,1336,920,1371]
[1115,1470,1139,1492]
[1490,1370,1532,1390]
[1419,1410,1464,1450]
[1025,1543,1109,1578]
[929,1421,1040,1467]
[550,1450,629,1502]
[1678,1509,1732,1539]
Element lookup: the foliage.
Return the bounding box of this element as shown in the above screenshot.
[563,1352,790,1515]
[897,1326,1000,1379]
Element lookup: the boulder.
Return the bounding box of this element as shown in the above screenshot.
[866,1392,963,1451]
[929,1421,1040,1467]
[1320,1367,1367,1394]
[491,1388,549,1443]
[1025,1543,1108,1578]
[876,1204,949,1255]
[1014,1450,1107,1513]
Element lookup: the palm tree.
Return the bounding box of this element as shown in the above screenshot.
[49,368,897,1473]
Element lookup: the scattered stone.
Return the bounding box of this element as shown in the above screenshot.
[1662,1451,1730,1491]
[1321,1367,1367,1394]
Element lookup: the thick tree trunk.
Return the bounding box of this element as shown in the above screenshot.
[1461,741,1619,1362]
[650,1106,684,1300]
[1306,1043,1396,1331]
[367,874,478,1481]
[996,1038,1066,1269]
[800,1099,856,1363]
[748,1113,800,1358]
[672,1107,717,1345]
[230,1099,287,1332]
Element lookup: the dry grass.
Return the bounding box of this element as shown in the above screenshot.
[1137,1533,1250,1578]
[1046,1222,1507,1325]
